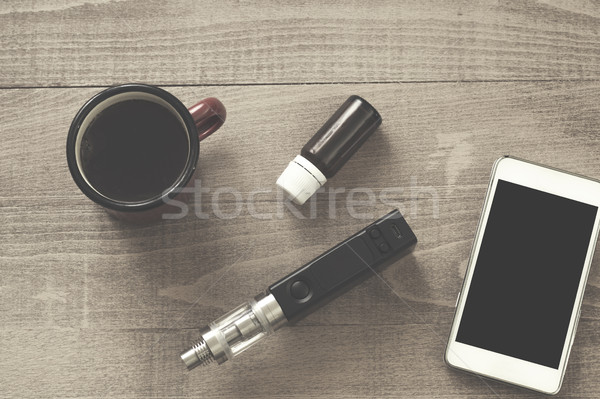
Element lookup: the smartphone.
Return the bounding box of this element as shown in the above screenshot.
[445,156,600,394]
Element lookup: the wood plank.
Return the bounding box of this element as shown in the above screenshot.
[7,323,600,398]
[3,82,600,397]
[1,0,600,87]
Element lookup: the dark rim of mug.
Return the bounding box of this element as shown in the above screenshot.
[66,83,199,212]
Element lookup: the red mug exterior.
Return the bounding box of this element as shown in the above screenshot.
[189,97,226,141]
[66,84,226,222]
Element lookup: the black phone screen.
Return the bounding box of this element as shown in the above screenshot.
[456,179,597,369]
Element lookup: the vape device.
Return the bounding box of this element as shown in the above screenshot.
[180,209,417,370]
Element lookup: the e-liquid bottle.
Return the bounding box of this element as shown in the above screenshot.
[276,95,382,205]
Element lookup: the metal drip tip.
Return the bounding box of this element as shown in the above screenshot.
[180,339,214,370]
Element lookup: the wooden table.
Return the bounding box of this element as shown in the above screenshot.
[1,1,600,398]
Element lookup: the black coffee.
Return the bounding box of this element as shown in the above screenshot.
[80,99,189,202]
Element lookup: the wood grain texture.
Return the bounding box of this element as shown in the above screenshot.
[3,0,600,397]
[2,82,600,398]
[1,0,600,86]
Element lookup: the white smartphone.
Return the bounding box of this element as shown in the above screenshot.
[445,156,600,394]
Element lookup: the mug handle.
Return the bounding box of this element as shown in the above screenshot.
[188,97,227,141]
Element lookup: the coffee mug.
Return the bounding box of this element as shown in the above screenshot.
[66,83,226,222]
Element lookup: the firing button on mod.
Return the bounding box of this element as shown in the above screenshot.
[290,280,310,300]
[378,242,389,253]
[369,228,381,239]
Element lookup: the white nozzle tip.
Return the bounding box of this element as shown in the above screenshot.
[276,155,326,205]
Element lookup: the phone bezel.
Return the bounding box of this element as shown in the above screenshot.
[445,156,600,395]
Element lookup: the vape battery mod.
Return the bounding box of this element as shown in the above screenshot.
[181,209,417,369]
